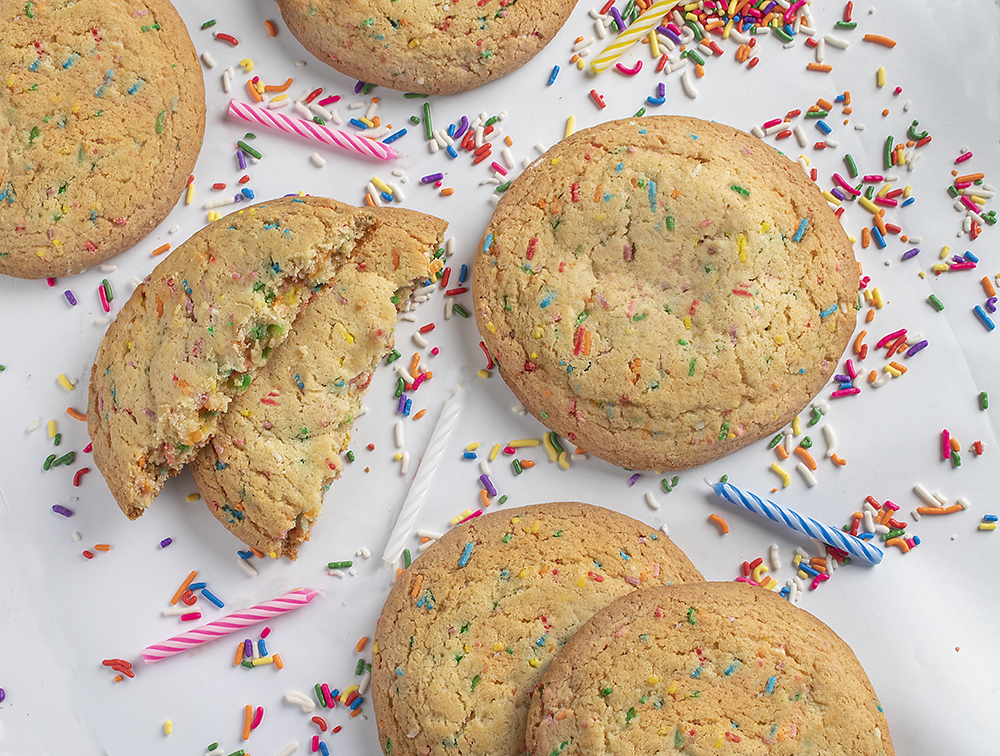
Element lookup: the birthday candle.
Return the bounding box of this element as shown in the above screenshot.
[590,1,682,74]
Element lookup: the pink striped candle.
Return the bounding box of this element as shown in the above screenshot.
[142,588,319,664]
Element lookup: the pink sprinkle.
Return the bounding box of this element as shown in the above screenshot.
[875,328,906,349]
[845,359,857,380]
[180,612,202,622]
[83,442,93,453]
[955,151,973,164]
[490,162,508,176]
[762,118,783,130]
[503,446,516,455]
[830,387,860,399]
[960,195,981,214]
[941,429,951,460]
[318,95,341,107]
[260,626,271,638]
[832,173,861,196]
[873,196,897,207]
[458,509,483,525]
[430,347,440,356]
[46,277,56,287]
[810,572,830,590]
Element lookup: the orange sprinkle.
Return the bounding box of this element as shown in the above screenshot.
[950,436,961,452]
[264,19,278,37]
[831,453,847,466]
[889,360,907,374]
[873,212,887,236]
[350,709,362,718]
[248,545,264,558]
[235,642,245,666]
[480,487,491,508]
[440,187,455,196]
[807,63,833,72]
[410,574,424,598]
[917,503,965,515]
[695,63,705,78]
[885,537,909,552]
[152,243,171,256]
[94,544,111,551]
[853,330,867,354]
[775,444,789,460]
[66,406,87,421]
[365,194,376,207]
[956,173,985,184]
[274,654,283,670]
[372,115,381,128]
[983,277,997,297]
[864,33,897,47]
[817,98,834,110]
[355,636,369,653]
[708,513,730,534]
[868,370,878,383]
[861,227,871,248]
[170,570,197,606]
[504,135,514,146]
[264,77,293,92]
[395,567,404,580]
[520,459,536,468]
[793,446,817,470]
[882,109,890,117]
[413,409,427,420]
[409,352,420,377]
[865,309,875,323]
[247,78,262,102]
[114,675,123,682]
[423,370,433,380]
[242,704,253,740]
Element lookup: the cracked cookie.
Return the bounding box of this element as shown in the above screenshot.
[274,0,579,95]
[473,115,857,471]
[527,581,894,756]
[370,502,703,756]
[0,0,205,278]
[189,206,446,560]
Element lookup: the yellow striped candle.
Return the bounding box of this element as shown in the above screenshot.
[590,0,681,74]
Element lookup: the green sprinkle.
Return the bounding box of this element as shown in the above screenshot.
[43,454,57,471]
[200,19,217,29]
[155,110,165,134]
[512,459,523,475]
[951,450,962,467]
[718,422,729,440]
[471,674,482,691]
[25,2,34,18]
[625,707,636,724]
[980,391,989,410]
[403,92,428,98]
[102,278,113,302]
[600,686,613,696]
[225,750,246,756]
[685,48,706,65]
[633,107,646,118]
[666,216,675,231]
[53,451,75,467]
[53,432,62,447]
[799,436,813,449]
[313,116,326,125]
[452,303,470,318]
[883,135,894,171]
[767,434,783,449]
[207,744,219,752]
[0,365,5,371]
[720,474,728,483]
[362,82,376,95]
[844,153,859,178]
[403,549,412,568]
[496,181,512,193]
[730,185,750,196]
[315,683,327,708]
[671,476,680,487]
[804,110,829,119]
[356,658,366,675]
[485,115,499,127]
[549,432,563,454]
[687,607,697,625]
[685,17,703,40]
[498,494,508,505]
[928,294,945,311]
[237,140,262,159]
[835,20,858,28]
[328,560,353,569]
[409,115,421,125]
[395,377,405,398]
[675,726,684,748]
[772,26,794,42]
[387,349,401,364]
[661,478,672,493]
[865,184,876,200]
[346,450,355,462]
[423,102,433,140]
[688,358,696,376]
[808,407,823,426]
[28,126,41,144]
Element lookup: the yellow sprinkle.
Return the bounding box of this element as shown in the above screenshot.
[876,66,886,87]
[903,185,912,198]
[822,190,842,206]
[463,644,471,653]
[577,577,586,587]
[885,364,902,378]
[791,415,801,436]
[494,643,504,651]
[919,270,927,279]
[530,351,538,359]
[533,328,544,339]
[775,334,784,345]
[486,321,496,334]
[798,154,810,166]
[208,210,222,222]
[340,684,360,703]
[972,195,987,206]
[858,195,879,214]
[531,521,540,533]
[542,433,558,462]
[394,452,403,461]
[489,444,501,461]
[508,439,540,448]
[847,235,857,244]
[185,183,195,205]
[551,155,564,165]
[251,655,274,666]
[565,115,576,139]
[466,442,480,451]
[451,509,473,525]
[372,176,392,193]
[940,245,951,260]
[270,93,289,104]
[519,569,528,578]
[529,659,539,668]
[164,720,173,735]
[57,374,75,391]
[770,462,791,487]
[714,737,724,748]
[872,287,885,309]
[649,30,660,58]
[683,317,692,330]
[979,523,998,531]
[186,493,201,502]
[760,221,770,233]
[648,674,660,684]
[669,682,677,694]
[557,451,570,470]
[48,420,57,438]
[408,39,420,48]
[359,116,374,128]
[737,233,747,262]
[240,58,254,72]
[477,369,491,379]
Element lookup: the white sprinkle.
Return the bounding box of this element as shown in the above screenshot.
[237,558,258,577]
[913,483,940,507]
[578,48,591,58]
[310,153,326,168]
[203,197,236,209]
[100,264,117,272]
[730,29,750,44]
[824,33,850,49]
[328,569,346,578]
[903,101,912,111]
[418,539,436,552]
[933,490,949,505]
[72,531,81,542]
[483,126,502,143]
[416,529,444,539]
[285,691,315,713]
[863,510,876,533]
[512,403,527,415]
[535,142,548,155]
[595,19,608,38]
[366,183,382,206]
[794,124,807,147]
[399,450,411,475]
[267,96,289,110]
[413,284,436,298]
[489,194,500,205]
[446,237,457,257]
[294,102,312,119]
[388,182,405,202]
[169,225,180,234]
[874,523,890,535]
[131,276,143,287]
[872,370,891,387]
[26,417,40,432]
[95,316,110,325]
[395,420,405,449]
[957,496,971,510]
[428,139,440,154]
[825,138,839,148]
[480,177,502,186]
[644,491,661,510]
[822,424,837,457]
[573,36,595,52]
[796,462,817,487]
[349,100,364,110]
[854,123,866,131]
[502,147,515,169]
[162,606,187,616]
[276,743,300,756]
[412,332,428,348]
[770,544,781,571]
[751,125,765,139]
[398,312,417,322]
[360,546,371,558]
[309,102,334,121]
[479,459,492,476]
[444,297,455,320]
[251,639,261,659]
[911,509,921,521]
[659,523,669,536]
[358,670,372,695]
[366,101,378,120]
[222,68,232,93]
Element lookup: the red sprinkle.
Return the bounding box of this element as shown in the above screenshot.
[238,175,251,184]
[419,323,435,334]
[478,340,495,369]
[212,182,227,190]
[305,88,323,103]
[72,467,90,486]
[445,287,468,296]
[589,89,606,109]
[312,716,328,732]
[213,32,239,46]
[83,550,95,559]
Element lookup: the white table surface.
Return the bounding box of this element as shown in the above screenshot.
[1,0,998,753]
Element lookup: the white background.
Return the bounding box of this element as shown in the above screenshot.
[1,0,998,753]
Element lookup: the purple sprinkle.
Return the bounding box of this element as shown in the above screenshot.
[159,537,172,548]
[628,473,641,487]
[453,115,469,140]
[236,149,247,170]
[397,393,407,414]
[830,187,846,201]
[952,255,966,264]
[52,504,73,517]
[421,172,444,184]
[244,638,252,658]
[0,688,5,704]
[901,247,920,260]
[354,80,364,94]
[657,82,665,98]
[834,374,851,383]
[479,474,497,498]
[657,25,682,44]
[234,193,244,203]
[905,339,928,357]
[64,290,78,306]
[988,297,998,314]
[609,6,626,31]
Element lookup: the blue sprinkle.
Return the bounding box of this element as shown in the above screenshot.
[547,65,560,85]
[463,451,477,460]
[447,123,456,138]
[964,250,979,263]
[62,53,78,69]
[820,304,838,318]
[459,542,474,568]
[616,162,624,174]
[258,638,267,656]
[242,188,255,200]
[984,514,999,522]
[403,397,412,416]
[539,292,554,308]
[349,118,367,130]
[798,563,820,578]
[815,120,832,135]
[792,218,808,242]
[383,128,407,144]
[482,233,493,253]
[766,676,776,694]
[619,550,631,560]
[29,59,40,72]
[902,197,915,207]
[648,180,657,211]
[459,264,468,284]
[94,69,113,97]
[128,79,144,95]
[319,742,330,756]
[871,226,887,248]
[237,549,254,559]
[188,582,207,590]
[381,191,394,202]
[646,95,666,106]
[536,635,547,646]
[973,305,995,331]
[349,696,364,711]
[691,667,702,678]
[201,588,224,607]
[446,145,458,159]
[724,662,738,675]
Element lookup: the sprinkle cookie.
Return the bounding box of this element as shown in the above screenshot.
[473,116,858,471]
[88,196,444,521]
[370,502,703,756]
[527,581,895,756]
[0,0,205,279]
[189,208,446,559]
[274,0,579,95]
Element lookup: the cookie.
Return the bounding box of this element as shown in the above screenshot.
[370,502,703,756]
[527,581,894,756]
[274,0,579,96]
[473,116,857,471]
[189,207,447,560]
[0,0,205,279]
[87,196,443,521]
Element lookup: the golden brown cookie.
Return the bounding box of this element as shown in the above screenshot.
[275,0,579,95]
[189,207,447,559]
[0,0,205,278]
[370,502,703,756]
[527,581,894,756]
[473,115,858,471]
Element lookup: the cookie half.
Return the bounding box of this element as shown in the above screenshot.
[371,502,703,756]
[473,115,858,471]
[0,0,205,278]
[189,207,447,559]
[275,0,579,95]
[527,581,894,756]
